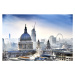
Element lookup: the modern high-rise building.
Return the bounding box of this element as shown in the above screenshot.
[49,35,56,45]
[9,34,11,39]
[31,25,36,42]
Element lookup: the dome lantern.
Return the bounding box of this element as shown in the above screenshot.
[24,24,27,33]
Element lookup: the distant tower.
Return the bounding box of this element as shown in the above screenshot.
[49,35,56,45]
[46,40,51,49]
[37,40,40,49]
[31,22,36,42]
[2,38,4,45]
[2,38,5,51]
[9,33,11,39]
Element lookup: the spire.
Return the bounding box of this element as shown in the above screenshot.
[38,39,39,42]
[34,22,36,29]
[34,25,35,29]
[24,24,27,33]
[37,39,40,49]
[25,24,26,28]
[47,40,50,49]
[48,40,49,43]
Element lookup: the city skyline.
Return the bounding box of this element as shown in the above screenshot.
[2,14,73,61]
[2,14,73,40]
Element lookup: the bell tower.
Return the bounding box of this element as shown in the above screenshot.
[46,40,51,49]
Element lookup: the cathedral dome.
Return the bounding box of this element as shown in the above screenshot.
[20,33,31,41]
[20,24,31,41]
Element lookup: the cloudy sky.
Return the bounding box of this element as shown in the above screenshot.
[2,14,73,40]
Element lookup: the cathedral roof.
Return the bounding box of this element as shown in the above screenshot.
[20,24,31,41]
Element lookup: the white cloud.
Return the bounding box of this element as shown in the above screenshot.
[2,15,73,40]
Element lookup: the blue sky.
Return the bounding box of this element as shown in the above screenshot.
[2,14,73,40]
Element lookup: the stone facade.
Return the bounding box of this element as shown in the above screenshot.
[18,41,33,50]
